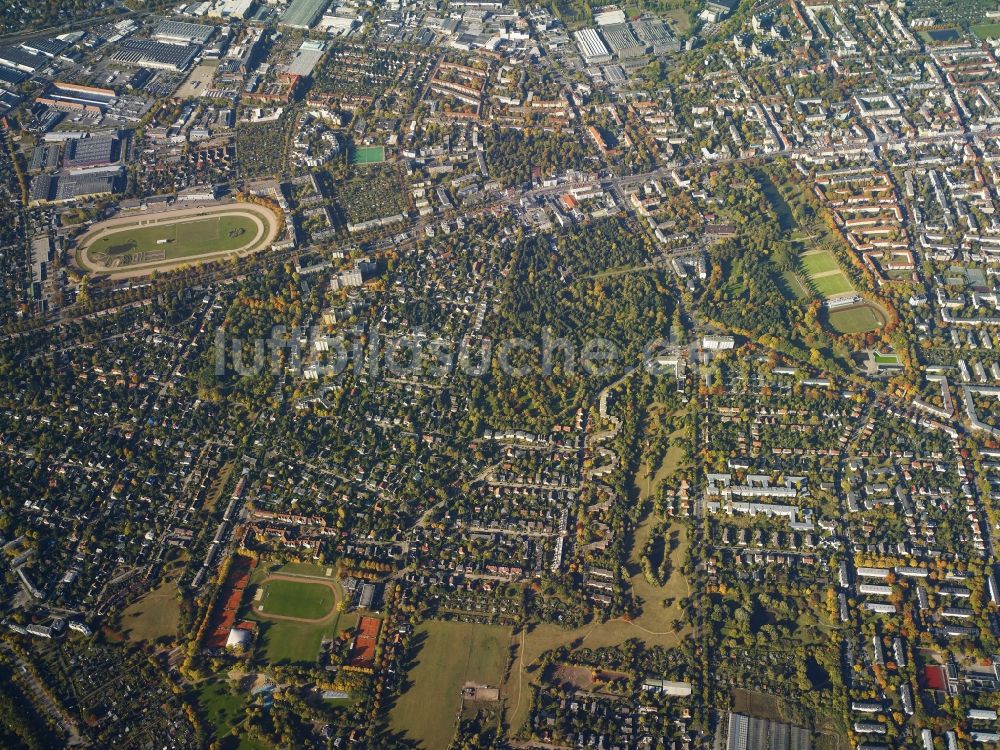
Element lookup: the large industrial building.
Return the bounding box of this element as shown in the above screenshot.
[632,19,679,54]
[573,28,612,65]
[278,0,328,29]
[39,82,117,114]
[63,133,121,169]
[29,170,123,206]
[111,39,200,72]
[599,23,645,60]
[0,45,48,73]
[152,19,217,45]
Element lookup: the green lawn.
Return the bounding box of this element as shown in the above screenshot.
[972,22,1000,39]
[252,610,356,666]
[390,621,510,750]
[800,251,839,276]
[255,619,327,665]
[194,679,246,738]
[350,145,386,165]
[119,576,181,643]
[274,561,336,579]
[799,250,855,298]
[259,579,335,620]
[236,738,274,750]
[811,272,855,297]
[88,213,261,264]
[827,304,885,334]
[778,270,812,301]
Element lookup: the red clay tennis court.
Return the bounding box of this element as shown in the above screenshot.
[348,616,382,668]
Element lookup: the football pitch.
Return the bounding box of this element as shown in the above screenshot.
[972,23,1000,39]
[350,145,386,165]
[800,249,855,298]
[258,578,336,620]
[827,304,886,334]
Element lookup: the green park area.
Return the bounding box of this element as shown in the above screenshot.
[349,145,386,165]
[390,620,510,749]
[194,678,246,738]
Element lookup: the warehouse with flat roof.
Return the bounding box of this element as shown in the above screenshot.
[279,0,328,29]
[153,19,217,45]
[0,45,48,73]
[573,28,612,65]
[632,19,679,53]
[599,23,645,60]
[111,39,200,72]
[64,134,120,169]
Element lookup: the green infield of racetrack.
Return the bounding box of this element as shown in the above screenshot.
[258,579,335,620]
[349,145,386,165]
[89,214,259,262]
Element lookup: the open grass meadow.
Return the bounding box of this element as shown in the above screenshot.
[811,272,855,298]
[390,621,510,749]
[258,578,335,620]
[274,561,337,578]
[120,577,181,643]
[799,251,839,276]
[194,678,246,738]
[255,619,327,666]
[778,270,812,301]
[119,552,187,643]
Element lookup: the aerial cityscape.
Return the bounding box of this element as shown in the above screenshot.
[2,0,1000,748]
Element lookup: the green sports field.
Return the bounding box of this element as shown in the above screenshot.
[89,214,260,263]
[800,249,855,298]
[827,304,886,334]
[972,23,1000,39]
[350,145,386,165]
[800,251,839,276]
[256,612,355,665]
[258,578,335,620]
